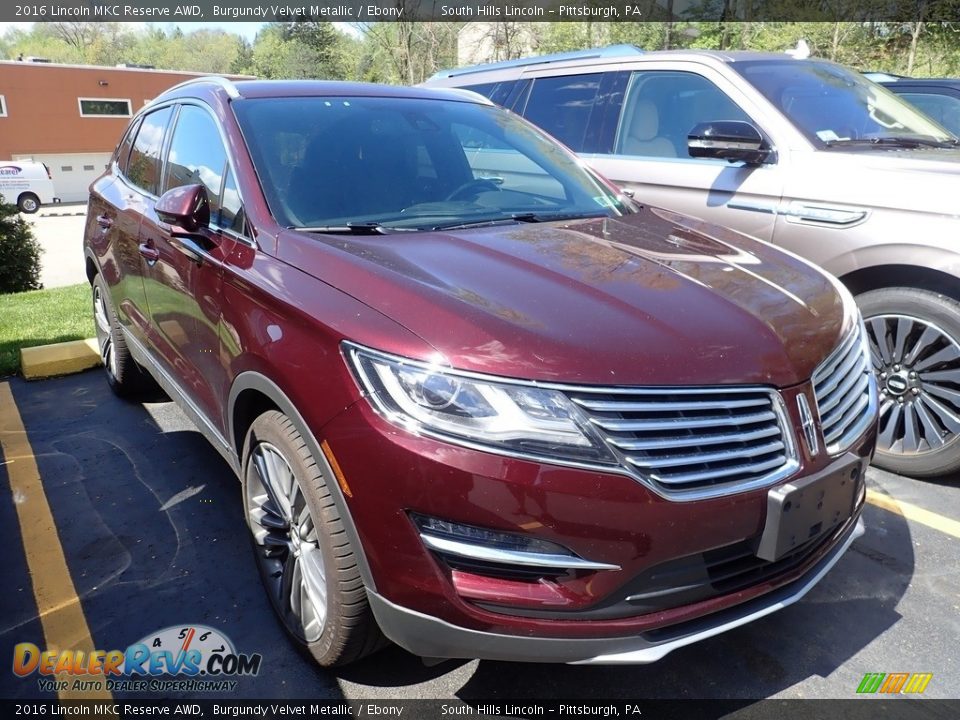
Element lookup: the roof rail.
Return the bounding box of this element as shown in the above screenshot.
[163,75,241,99]
[429,44,644,80]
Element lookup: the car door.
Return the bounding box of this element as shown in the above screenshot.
[527,67,788,243]
[89,109,172,347]
[138,102,232,427]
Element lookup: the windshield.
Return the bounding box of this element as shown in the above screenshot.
[734,60,955,147]
[233,95,634,231]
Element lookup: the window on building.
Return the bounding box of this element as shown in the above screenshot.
[83,164,95,171]
[126,106,172,195]
[0,95,7,117]
[79,98,132,117]
[163,105,228,223]
[61,166,73,172]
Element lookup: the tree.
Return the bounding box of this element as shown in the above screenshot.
[0,200,43,294]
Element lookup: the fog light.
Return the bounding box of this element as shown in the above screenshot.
[412,513,620,573]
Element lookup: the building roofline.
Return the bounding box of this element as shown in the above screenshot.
[0,59,253,79]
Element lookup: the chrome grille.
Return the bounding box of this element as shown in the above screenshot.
[813,323,874,454]
[568,388,796,497]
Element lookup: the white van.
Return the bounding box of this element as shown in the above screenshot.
[0,160,58,213]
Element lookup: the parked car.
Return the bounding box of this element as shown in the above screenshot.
[0,159,57,213]
[425,46,960,478]
[84,78,877,667]
[865,72,960,136]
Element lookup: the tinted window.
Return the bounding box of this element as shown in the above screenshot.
[163,105,227,220]
[465,81,517,107]
[898,92,960,135]
[615,71,751,158]
[79,99,131,117]
[522,74,602,152]
[126,106,172,195]
[736,60,951,145]
[234,96,634,230]
[115,117,141,174]
[219,167,245,234]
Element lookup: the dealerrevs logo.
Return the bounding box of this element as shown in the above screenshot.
[12,625,262,693]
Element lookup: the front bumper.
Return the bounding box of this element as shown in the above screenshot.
[367,514,865,664]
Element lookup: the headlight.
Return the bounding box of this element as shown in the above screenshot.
[343,343,617,465]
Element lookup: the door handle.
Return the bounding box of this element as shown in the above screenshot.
[138,243,160,263]
[96,214,113,229]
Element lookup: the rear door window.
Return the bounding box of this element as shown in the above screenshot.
[126,106,172,195]
[520,73,602,152]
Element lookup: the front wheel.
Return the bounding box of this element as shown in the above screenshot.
[18,193,40,214]
[242,410,384,666]
[857,287,960,477]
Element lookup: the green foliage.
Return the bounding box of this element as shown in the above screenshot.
[0,283,94,376]
[0,201,43,295]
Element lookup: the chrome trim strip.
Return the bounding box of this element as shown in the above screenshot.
[625,440,784,470]
[589,410,777,433]
[607,425,780,451]
[420,533,621,572]
[572,397,768,412]
[796,393,819,457]
[644,455,788,485]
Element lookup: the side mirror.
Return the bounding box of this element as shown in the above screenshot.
[688,121,775,165]
[155,183,210,234]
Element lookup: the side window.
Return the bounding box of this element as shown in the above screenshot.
[126,106,172,195]
[521,73,602,152]
[465,81,518,107]
[218,168,246,235]
[615,71,751,158]
[115,117,141,174]
[163,105,228,221]
[898,92,960,136]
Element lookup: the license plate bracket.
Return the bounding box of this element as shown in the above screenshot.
[755,465,858,562]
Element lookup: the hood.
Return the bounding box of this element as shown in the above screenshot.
[796,148,960,217]
[277,207,847,387]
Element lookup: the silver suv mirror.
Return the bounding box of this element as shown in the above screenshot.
[688,121,775,165]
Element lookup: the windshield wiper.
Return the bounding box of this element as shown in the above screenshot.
[296,222,415,235]
[825,136,960,149]
[432,211,608,231]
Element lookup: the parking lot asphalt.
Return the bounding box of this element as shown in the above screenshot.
[0,371,957,703]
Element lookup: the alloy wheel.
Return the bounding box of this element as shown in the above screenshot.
[865,314,960,456]
[245,442,327,642]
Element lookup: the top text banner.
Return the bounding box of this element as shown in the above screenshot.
[4,0,960,23]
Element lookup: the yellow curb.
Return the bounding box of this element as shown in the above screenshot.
[20,338,101,380]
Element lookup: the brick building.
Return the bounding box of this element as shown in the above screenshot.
[0,61,248,202]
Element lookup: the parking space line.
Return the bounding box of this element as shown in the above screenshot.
[867,488,960,540]
[0,382,112,701]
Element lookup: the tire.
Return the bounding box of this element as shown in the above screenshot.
[18,193,40,214]
[91,273,154,397]
[242,410,385,667]
[857,287,960,477]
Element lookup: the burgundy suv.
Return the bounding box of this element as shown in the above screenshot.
[83,78,878,666]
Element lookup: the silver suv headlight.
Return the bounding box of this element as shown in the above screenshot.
[343,342,616,466]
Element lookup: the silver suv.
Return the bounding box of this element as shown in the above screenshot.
[425,45,960,478]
